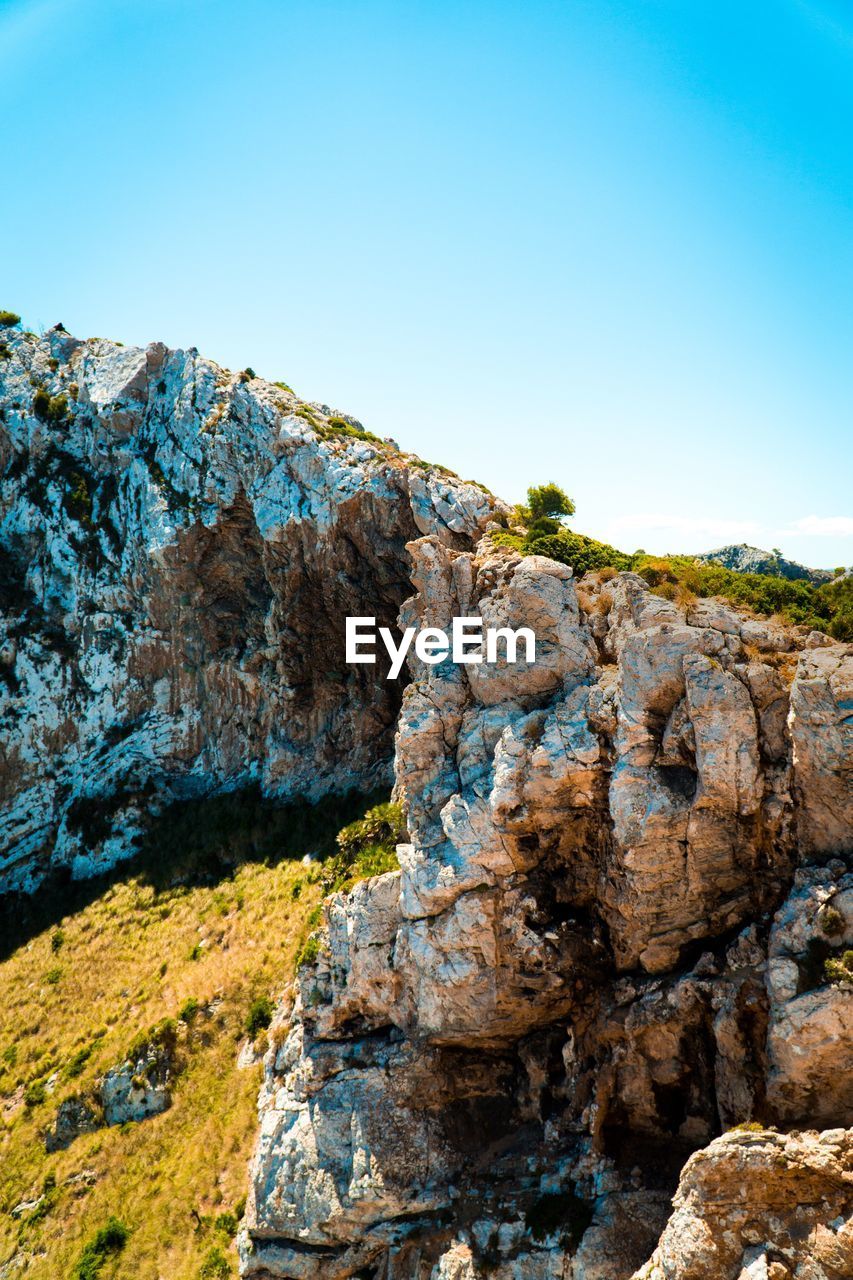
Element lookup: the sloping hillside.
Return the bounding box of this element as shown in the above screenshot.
[0,791,387,1280]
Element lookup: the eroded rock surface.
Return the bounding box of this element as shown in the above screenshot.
[632,1128,853,1280]
[244,540,852,1279]
[2,326,851,1280]
[0,326,497,894]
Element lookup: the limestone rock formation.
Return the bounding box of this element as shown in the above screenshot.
[632,1128,853,1280]
[0,325,497,894]
[2,323,851,1280]
[43,1033,175,1150]
[243,538,852,1279]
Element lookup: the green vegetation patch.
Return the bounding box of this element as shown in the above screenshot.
[0,309,21,328]
[295,934,324,971]
[32,387,71,425]
[825,949,853,986]
[321,801,406,894]
[72,1217,129,1280]
[198,1245,231,1278]
[245,996,274,1039]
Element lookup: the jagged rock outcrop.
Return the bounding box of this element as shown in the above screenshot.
[0,326,497,894]
[243,539,852,1280]
[632,1128,853,1280]
[765,864,853,1126]
[43,1027,176,1150]
[2,323,851,1280]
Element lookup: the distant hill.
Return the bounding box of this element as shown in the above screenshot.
[696,542,835,585]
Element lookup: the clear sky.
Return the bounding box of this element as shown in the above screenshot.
[2,0,851,567]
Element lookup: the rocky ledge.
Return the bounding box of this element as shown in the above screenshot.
[242,539,852,1280]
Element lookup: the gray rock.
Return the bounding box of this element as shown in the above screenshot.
[0,326,499,895]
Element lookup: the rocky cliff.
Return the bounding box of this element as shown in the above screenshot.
[0,324,495,894]
[242,541,852,1280]
[2,323,851,1280]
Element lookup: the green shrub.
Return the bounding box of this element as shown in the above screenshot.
[525,530,634,576]
[65,470,93,526]
[825,949,853,986]
[24,1078,47,1107]
[321,802,406,893]
[335,801,405,858]
[199,1245,231,1278]
[65,1043,95,1079]
[523,482,576,523]
[293,405,318,424]
[32,388,50,419]
[72,1217,129,1280]
[818,904,846,938]
[51,928,65,952]
[32,388,70,425]
[45,966,62,984]
[245,995,274,1038]
[179,997,201,1023]
[324,415,381,443]
[0,310,20,328]
[0,342,10,359]
[295,934,323,970]
[214,1209,239,1237]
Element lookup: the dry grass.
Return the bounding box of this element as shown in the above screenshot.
[0,856,322,1278]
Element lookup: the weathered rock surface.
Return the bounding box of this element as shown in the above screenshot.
[0,325,497,894]
[243,539,853,1279]
[632,1127,853,1280]
[2,325,851,1280]
[765,864,853,1126]
[100,1040,172,1126]
[43,1036,175,1150]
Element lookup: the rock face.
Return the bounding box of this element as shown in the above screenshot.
[696,543,834,585]
[0,325,497,894]
[243,540,852,1280]
[99,1041,172,1127]
[43,1033,175,1150]
[633,1128,853,1280]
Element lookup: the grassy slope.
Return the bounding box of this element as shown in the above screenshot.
[0,838,325,1278]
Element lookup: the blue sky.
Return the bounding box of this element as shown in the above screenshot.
[2,0,851,567]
